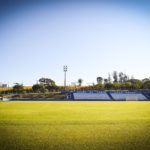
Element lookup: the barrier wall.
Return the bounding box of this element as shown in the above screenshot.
[3,91,150,101]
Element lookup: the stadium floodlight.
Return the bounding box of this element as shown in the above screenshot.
[63,65,68,88]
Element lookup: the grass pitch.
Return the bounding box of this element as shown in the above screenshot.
[0,101,150,150]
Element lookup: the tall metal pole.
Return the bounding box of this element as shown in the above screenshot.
[63,65,67,89]
[64,71,66,87]
[8,82,9,95]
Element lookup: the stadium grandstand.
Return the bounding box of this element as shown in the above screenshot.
[110,92,148,101]
[73,91,111,101]
[69,91,150,101]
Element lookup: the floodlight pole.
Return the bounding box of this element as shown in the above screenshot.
[63,65,67,89]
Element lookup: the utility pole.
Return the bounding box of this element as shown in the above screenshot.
[63,65,68,89]
[8,82,9,95]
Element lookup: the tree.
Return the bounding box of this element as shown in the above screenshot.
[143,80,150,89]
[97,77,103,84]
[104,83,114,90]
[113,71,118,83]
[95,83,104,90]
[128,79,142,84]
[118,72,129,83]
[142,78,150,83]
[13,83,24,93]
[78,78,83,86]
[108,73,111,83]
[128,79,143,89]
[39,77,57,91]
[121,82,132,90]
[32,84,45,93]
[39,78,56,86]
[113,82,121,90]
[119,72,124,83]
[132,83,141,89]
[104,78,108,84]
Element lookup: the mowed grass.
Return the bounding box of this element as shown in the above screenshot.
[0,102,150,150]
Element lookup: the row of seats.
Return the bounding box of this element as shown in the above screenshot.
[73,93,111,100]
[73,92,148,100]
[110,93,148,100]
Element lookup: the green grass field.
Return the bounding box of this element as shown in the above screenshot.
[0,101,150,150]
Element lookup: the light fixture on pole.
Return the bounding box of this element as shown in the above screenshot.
[63,65,68,88]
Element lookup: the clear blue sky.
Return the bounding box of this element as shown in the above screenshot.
[0,0,150,86]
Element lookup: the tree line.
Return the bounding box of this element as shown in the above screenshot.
[94,71,150,90]
[1,71,150,94]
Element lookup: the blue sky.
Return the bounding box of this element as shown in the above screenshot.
[0,0,150,86]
